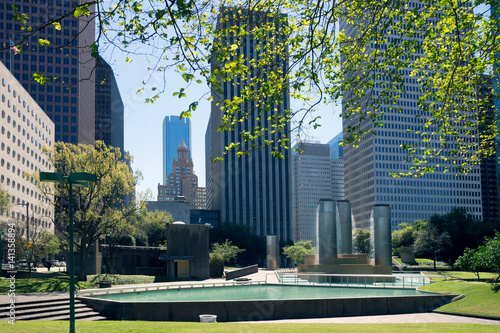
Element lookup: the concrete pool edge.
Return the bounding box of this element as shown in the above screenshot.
[78,293,459,322]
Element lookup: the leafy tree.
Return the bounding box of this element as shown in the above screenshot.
[353,228,372,255]
[428,208,495,263]
[209,240,245,277]
[391,222,416,256]
[138,208,173,247]
[282,240,316,267]
[37,141,138,280]
[32,230,61,259]
[414,222,451,270]
[6,1,500,173]
[0,186,10,214]
[454,248,486,280]
[480,231,500,281]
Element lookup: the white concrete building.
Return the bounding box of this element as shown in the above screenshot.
[341,1,482,229]
[292,141,344,246]
[0,61,55,238]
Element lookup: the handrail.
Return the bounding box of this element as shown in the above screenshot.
[77,280,267,297]
[277,272,436,289]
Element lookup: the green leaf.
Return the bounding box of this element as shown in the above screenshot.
[32,73,51,85]
[38,39,51,46]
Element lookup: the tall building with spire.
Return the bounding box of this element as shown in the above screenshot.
[158,140,200,209]
[0,0,96,144]
[206,8,292,240]
[163,116,191,184]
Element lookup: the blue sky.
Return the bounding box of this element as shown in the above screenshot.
[109,53,343,195]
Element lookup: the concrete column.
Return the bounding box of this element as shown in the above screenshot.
[373,204,392,267]
[266,235,279,269]
[317,199,337,264]
[336,200,352,254]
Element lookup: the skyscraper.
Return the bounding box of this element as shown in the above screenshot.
[95,56,124,153]
[291,141,344,246]
[158,139,199,208]
[206,8,292,240]
[341,1,482,229]
[163,116,191,184]
[0,1,96,144]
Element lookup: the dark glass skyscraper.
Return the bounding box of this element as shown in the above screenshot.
[0,0,95,144]
[163,116,191,184]
[206,9,292,240]
[95,56,124,153]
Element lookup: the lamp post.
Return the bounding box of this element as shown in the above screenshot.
[17,202,30,278]
[39,171,96,333]
[0,230,6,277]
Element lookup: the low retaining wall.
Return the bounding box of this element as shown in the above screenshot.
[225,265,258,280]
[79,292,457,322]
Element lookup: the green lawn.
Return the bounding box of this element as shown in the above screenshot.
[419,280,500,318]
[0,276,93,294]
[423,271,498,281]
[1,322,499,333]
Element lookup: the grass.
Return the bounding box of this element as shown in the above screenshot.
[87,274,180,285]
[1,322,499,333]
[419,280,500,318]
[0,276,93,294]
[423,271,498,281]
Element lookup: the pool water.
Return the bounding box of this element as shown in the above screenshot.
[92,284,426,302]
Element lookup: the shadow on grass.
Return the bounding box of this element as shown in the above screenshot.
[0,276,91,294]
[491,283,500,293]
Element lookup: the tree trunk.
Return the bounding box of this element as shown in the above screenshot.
[78,243,89,281]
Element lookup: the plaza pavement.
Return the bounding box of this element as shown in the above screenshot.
[1,269,499,325]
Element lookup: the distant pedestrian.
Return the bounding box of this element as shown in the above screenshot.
[46,261,52,271]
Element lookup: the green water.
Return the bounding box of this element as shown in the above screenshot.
[91,284,427,302]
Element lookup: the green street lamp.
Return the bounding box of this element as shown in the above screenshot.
[39,171,96,333]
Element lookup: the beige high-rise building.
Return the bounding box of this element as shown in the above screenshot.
[0,61,55,240]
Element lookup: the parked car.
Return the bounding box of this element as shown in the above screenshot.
[50,260,61,267]
[18,260,33,268]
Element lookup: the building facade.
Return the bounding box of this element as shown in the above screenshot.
[291,141,344,246]
[341,3,483,229]
[0,0,96,145]
[158,140,200,209]
[163,116,191,184]
[95,56,124,153]
[206,9,292,240]
[0,61,55,237]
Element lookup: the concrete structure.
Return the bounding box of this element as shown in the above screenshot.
[336,200,352,254]
[101,245,166,276]
[0,0,96,144]
[317,199,337,264]
[163,116,191,183]
[146,199,190,224]
[373,204,392,267]
[0,61,55,239]
[206,9,292,240]
[299,203,392,276]
[291,141,344,246]
[95,56,124,153]
[161,223,210,280]
[158,140,200,208]
[266,235,279,269]
[341,3,483,229]
[79,286,457,322]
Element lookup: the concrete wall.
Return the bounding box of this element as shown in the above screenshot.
[101,246,166,276]
[146,201,190,223]
[80,292,457,322]
[166,224,210,279]
[225,265,258,280]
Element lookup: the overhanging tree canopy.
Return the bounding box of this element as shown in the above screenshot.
[7,0,500,174]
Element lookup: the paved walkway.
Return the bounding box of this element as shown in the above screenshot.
[2,269,499,325]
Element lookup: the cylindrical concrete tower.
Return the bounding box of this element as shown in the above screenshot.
[317,199,337,264]
[373,204,392,267]
[266,235,279,269]
[336,200,352,254]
